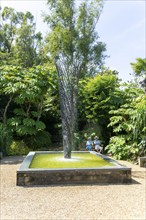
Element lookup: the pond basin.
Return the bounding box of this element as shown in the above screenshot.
[17,151,131,186]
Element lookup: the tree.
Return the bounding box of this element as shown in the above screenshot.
[14,12,43,67]
[130,58,146,92]
[0,65,57,151]
[44,0,106,158]
[78,69,121,145]
[0,7,43,67]
[0,7,19,53]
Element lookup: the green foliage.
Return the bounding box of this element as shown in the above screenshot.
[44,0,106,76]
[80,126,101,149]
[0,64,59,152]
[79,71,120,121]
[105,136,131,160]
[130,58,146,91]
[24,131,52,150]
[106,84,146,161]
[131,58,146,77]
[8,117,46,136]
[1,6,145,161]
[81,124,101,140]
[7,140,30,156]
[0,7,43,67]
[0,123,12,155]
[106,136,143,161]
[0,65,58,135]
[78,70,121,144]
[132,95,146,138]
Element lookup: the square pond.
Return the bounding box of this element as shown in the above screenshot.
[17,151,131,186]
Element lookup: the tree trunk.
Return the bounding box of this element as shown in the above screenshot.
[3,95,13,125]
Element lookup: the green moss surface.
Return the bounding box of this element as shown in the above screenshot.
[29,152,115,169]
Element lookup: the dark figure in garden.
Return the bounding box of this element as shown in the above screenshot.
[93,136,103,153]
[86,137,93,151]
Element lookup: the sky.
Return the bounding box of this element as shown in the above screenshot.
[0,0,145,82]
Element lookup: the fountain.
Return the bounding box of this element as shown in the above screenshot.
[17,151,131,186]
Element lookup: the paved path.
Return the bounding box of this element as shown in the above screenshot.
[0,156,146,220]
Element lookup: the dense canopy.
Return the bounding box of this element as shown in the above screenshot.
[0,5,145,161]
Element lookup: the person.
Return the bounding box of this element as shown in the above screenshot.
[93,136,103,153]
[86,137,93,151]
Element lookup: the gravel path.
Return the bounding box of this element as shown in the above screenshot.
[0,156,146,220]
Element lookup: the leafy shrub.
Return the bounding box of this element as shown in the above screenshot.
[0,123,13,156]
[105,136,131,160]
[106,89,146,161]
[7,140,30,156]
[105,136,144,161]
[24,130,52,150]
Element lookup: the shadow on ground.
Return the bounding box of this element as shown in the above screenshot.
[19,179,141,188]
[0,156,26,165]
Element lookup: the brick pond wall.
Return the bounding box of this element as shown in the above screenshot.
[17,168,131,186]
